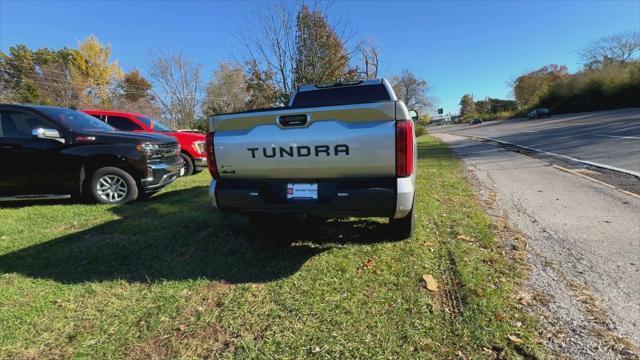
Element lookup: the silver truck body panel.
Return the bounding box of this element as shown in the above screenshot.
[212,102,398,179]
[214,119,395,179]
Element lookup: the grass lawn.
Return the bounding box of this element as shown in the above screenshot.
[0,136,541,359]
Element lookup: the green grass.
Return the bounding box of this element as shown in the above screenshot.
[0,136,541,359]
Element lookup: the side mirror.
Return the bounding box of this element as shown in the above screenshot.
[409,110,419,121]
[32,128,65,144]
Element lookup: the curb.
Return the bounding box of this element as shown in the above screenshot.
[459,135,640,179]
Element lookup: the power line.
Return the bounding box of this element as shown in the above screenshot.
[1,62,157,92]
[0,69,155,97]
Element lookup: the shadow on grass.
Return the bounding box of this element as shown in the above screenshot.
[0,186,397,284]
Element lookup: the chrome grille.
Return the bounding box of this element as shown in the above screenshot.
[149,142,180,165]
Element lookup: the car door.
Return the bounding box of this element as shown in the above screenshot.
[0,109,72,196]
[106,115,145,132]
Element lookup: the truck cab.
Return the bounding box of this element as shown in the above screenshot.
[81,110,207,176]
[0,104,183,204]
[205,79,417,238]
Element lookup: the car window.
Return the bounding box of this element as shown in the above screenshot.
[36,107,114,132]
[0,111,49,138]
[291,84,392,108]
[136,116,174,132]
[107,116,143,131]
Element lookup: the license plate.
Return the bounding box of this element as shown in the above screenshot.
[287,183,318,201]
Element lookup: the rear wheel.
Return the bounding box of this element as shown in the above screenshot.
[179,153,194,177]
[389,208,415,240]
[89,167,138,205]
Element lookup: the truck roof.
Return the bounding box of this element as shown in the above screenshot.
[82,109,148,118]
[296,79,384,92]
[209,78,396,118]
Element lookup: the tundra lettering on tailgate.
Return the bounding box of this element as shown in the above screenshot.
[247,144,350,159]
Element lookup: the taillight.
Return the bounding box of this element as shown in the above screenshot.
[204,132,220,179]
[396,120,414,177]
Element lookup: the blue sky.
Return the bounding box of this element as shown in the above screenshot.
[1,0,638,114]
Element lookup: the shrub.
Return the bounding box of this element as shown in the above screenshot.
[536,61,640,114]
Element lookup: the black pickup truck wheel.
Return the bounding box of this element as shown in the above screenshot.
[89,167,139,205]
[179,153,194,177]
[389,208,415,240]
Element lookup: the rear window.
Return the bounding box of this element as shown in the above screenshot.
[291,84,391,108]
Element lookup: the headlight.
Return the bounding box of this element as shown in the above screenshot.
[193,140,205,154]
[136,143,160,155]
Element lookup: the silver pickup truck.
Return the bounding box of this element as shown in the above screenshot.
[205,79,417,238]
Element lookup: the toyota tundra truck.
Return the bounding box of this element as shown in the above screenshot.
[205,79,417,238]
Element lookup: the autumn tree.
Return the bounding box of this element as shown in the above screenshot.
[120,69,152,102]
[245,61,282,109]
[512,64,568,108]
[70,35,123,107]
[390,70,432,112]
[108,69,162,118]
[147,50,202,128]
[293,5,350,86]
[580,31,640,69]
[202,62,249,115]
[237,1,355,103]
[459,94,476,119]
[0,45,78,106]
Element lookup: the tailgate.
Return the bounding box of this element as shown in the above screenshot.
[212,102,397,179]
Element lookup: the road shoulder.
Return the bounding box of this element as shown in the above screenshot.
[433,133,640,358]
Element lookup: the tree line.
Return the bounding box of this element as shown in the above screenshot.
[459,31,640,122]
[0,2,431,130]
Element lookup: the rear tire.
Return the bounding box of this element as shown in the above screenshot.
[389,208,415,240]
[89,167,138,205]
[179,153,194,177]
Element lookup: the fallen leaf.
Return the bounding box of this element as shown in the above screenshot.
[457,234,473,242]
[495,313,505,321]
[178,324,188,332]
[357,258,374,273]
[422,274,439,292]
[507,334,523,344]
[472,288,486,297]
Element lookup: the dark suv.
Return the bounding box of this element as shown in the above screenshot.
[0,104,183,204]
[527,108,551,119]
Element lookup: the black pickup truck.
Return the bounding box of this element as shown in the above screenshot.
[0,104,183,204]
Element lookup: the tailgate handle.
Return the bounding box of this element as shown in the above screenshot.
[278,114,308,127]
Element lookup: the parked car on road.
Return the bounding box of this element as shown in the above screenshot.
[469,118,482,125]
[0,104,182,204]
[206,79,417,238]
[528,108,551,119]
[82,110,207,176]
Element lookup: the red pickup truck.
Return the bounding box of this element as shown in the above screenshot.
[82,110,206,176]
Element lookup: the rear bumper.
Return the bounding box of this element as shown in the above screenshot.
[141,161,183,191]
[208,178,413,218]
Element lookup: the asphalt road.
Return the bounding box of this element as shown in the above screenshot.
[430,108,640,176]
[433,133,640,357]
